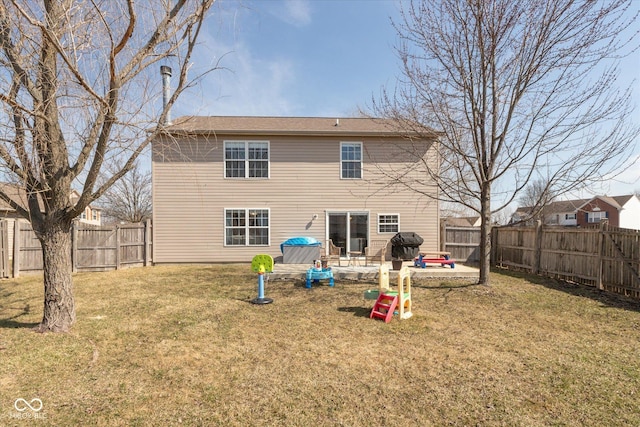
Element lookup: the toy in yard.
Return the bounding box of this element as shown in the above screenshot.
[370,265,412,322]
[250,254,274,304]
[305,259,334,288]
[365,263,390,300]
[414,252,456,268]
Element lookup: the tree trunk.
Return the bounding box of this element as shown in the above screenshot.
[478,183,492,286]
[36,223,75,333]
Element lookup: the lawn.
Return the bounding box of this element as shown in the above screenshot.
[0,265,639,426]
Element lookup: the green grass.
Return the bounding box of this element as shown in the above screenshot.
[1,265,639,426]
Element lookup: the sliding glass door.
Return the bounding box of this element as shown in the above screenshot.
[328,212,368,256]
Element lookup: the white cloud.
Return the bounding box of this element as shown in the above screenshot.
[168,0,320,117]
[173,34,298,117]
[280,0,312,27]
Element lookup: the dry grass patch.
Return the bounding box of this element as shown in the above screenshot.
[0,265,639,426]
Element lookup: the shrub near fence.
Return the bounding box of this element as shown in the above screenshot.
[0,219,152,278]
[493,221,640,300]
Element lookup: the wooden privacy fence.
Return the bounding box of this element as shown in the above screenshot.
[441,224,481,262]
[1,219,152,278]
[492,221,640,299]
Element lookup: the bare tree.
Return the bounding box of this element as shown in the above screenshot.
[98,162,152,224]
[371,0,639,285]
[0,0,215,332]
[518,178,556,223]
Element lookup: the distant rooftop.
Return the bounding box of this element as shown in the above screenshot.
[515,194,638,215]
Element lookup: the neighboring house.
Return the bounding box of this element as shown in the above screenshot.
[511,195,640,229]
[576,195,640,229]
[512,199,588,227]
[70,190,102,226]
[151,116,441,263]
[0,184,102,263]
[0,184,102,226]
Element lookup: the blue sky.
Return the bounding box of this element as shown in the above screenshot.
[171,0,640,198]
[175,0,400,117]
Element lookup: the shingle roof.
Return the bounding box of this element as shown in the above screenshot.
[544,199,590,214]
[611,195,634,207]
[164,116,439,137]
[515,195,637,217]
[0,183,35,211]
[577,195,637,210]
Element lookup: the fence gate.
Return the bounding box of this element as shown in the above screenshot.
[601,226,640,298]
[74,225,118,271]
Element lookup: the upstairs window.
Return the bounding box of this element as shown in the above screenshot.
[341,142,362,179]
[224,141,269,178]
[565,213,576,220]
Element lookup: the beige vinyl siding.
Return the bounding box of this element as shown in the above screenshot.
[153,134,439,263]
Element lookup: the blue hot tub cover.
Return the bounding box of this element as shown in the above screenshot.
[280,236,322,253]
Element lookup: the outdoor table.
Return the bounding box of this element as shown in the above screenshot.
[418,251,451,259]
[414,251,455,268]
[348,251,362,266]
[305,267,334,288]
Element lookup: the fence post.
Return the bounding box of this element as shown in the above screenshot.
[115,225,121,270]
[0,220,8,278]
[533,220,542,275]
[144,219,151,266]
[13,220,21,278]
[596,220,608,291]
[71,221,78,273]
[490,226,497,266]
[440,220,446,252]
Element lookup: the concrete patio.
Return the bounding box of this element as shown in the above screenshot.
[269,260,479,282]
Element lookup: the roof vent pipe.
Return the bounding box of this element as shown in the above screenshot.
[335,118,339,127]
[160,65,172,125]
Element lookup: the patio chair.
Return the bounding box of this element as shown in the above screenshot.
[325,239,344,267]
[364,239,388,266]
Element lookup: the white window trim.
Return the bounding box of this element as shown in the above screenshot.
[224,208,271,247]
[223,140,270,179]
[588,211,607,222]
[377,213,400,233]
[340,141,363,180]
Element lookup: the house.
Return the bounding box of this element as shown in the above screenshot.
[0,184,101,226]
[70,190,102,226]
[0,184,102,263]
[151,116,440,263]
[511,199,588,227]
[576,195,640,229]
[511,194,640,229]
